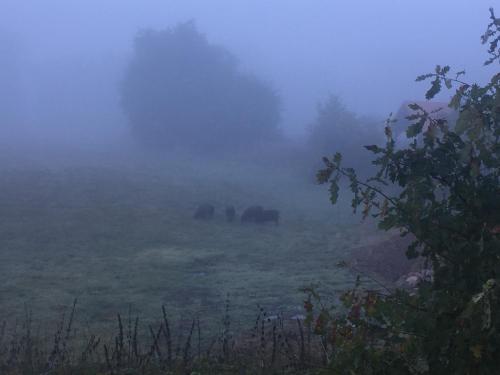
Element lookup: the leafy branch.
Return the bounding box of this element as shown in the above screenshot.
[312,8,500,373]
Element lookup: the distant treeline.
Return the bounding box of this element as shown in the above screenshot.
[120,21,386,177]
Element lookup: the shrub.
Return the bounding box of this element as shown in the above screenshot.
[315,8,500,374]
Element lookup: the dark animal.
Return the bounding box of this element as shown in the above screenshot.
[257,209,280,225]
[225,206,236,222]
[194,204,215,220]
[241,205,264,223]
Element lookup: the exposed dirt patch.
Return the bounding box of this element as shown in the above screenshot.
[350,232,424,283]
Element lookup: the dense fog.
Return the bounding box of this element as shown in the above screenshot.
[1,0,495,148]
[0,2,498,366]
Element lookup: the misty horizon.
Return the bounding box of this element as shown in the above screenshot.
[1,0,496,145]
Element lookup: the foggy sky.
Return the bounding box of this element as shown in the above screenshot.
[1,0,496,139]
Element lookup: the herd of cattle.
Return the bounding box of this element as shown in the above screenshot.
[194,204,280,225]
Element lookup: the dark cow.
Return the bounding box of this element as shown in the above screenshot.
[225,206,236,222]
[194,204,215,220]
[241,205,264,223]
[257,209,280,225]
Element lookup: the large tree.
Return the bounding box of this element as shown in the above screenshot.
[121,21,281,152]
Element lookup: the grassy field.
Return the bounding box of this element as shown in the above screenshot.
[0,147,381,337]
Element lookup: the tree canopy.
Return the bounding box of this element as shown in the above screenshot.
[121,21,281,153]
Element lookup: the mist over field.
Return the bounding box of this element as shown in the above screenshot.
[0,2,498,372]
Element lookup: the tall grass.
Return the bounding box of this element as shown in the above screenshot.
[0,299,331,374]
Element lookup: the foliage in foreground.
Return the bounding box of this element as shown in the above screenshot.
[0,300,333,375]
[315,8,500,374]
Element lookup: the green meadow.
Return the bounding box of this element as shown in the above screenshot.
[0,150,381,336]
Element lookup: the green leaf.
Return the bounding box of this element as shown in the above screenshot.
[329,181,340,204]
[425,78,442,99]
[364,145,383,153]
[455,109,475,134]
[416,73,434,82]
[406,121,425,138]
[459,143,472,163]
[378,214,398,230]
[407,103,422,111]
[316,168,332,184]
[449,84,469,110]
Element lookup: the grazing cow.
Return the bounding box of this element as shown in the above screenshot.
[241,205,264,223]
[225,206,236,222]
[194,204,215,220]
[257,209,280,225]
